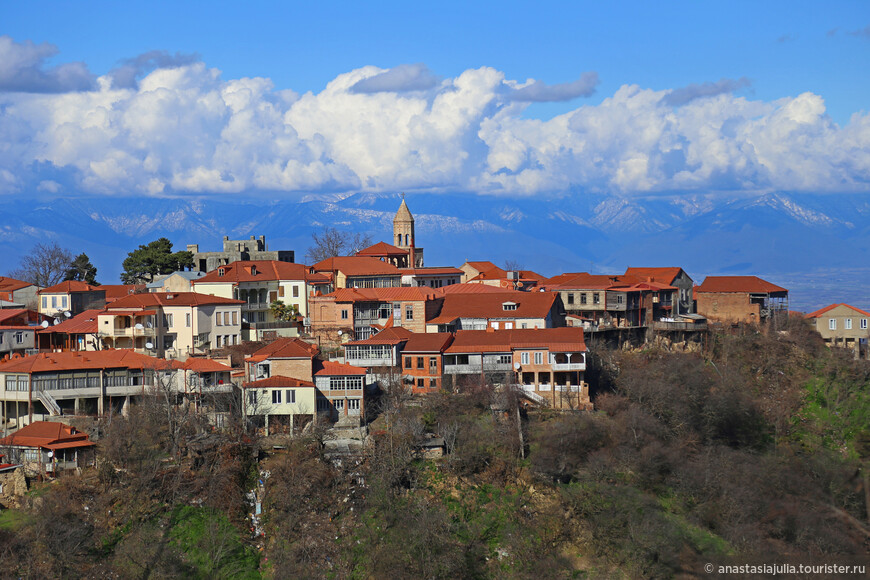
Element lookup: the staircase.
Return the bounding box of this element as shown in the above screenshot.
[36,390,61,416]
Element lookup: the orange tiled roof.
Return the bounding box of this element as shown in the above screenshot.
[445,327,586,353]
[398,267,464,276]
[107,292,243,308]
[0,277,33,293]
[356,241,407,256]
[183,357,234,372]
[0,309,38,325]
[0,421,94,449]
[243,375,315,389]
[427,292,557,324]
[344,327,414,346]
[248,337,319,361]
[39,280,102,294]
[0,349,177,373]
[439,283,523,295]
[327,286,441,303]
[805,303,870,319]
[37,309,102,334]
[464,261,498,273]
[544,272,619,289]
[312,256,401,277]
[314,360,367,376]
[624,267,687,284]
[193,260,314,284]
[402,332,453,353]
[696,276,787,294]
[101,284,146,301]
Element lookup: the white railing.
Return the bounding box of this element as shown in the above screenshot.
[551,363,585,371]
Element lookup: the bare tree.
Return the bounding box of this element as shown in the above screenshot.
[503,259,524,272]
[8,242,74,287]
[305,227,373,263]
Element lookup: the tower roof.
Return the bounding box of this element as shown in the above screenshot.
[393,198,414,223]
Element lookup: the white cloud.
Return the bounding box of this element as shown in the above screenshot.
[0,36,95,93]
[0,55,868,198]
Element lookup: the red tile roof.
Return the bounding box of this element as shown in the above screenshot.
[0,277,33,293]
[805,303,870,319]
[445,327,586,353]
[327,286,441,303]
[312,256,401,277]
[696,276,787,294]
[192,260,314,284]
[37,309,101,334]
[545,272,619,289]
[438,283,523,295]
[39,280,102,294]
[0,421,95,449]
[356,241,407,256]
[402,333,454,353]
[247,338,319,362]
[243,375,315,389]
[101,284,146,301]
[0,349,176,373]
[464,261,499,273]
[344,327,413,346]
[0,309,39,326]
[107,292,243,308]
[427,292,557,324]
[398,267,464,276]
[314,360,367,376]
[183,357,234,372]
[624,267,687,284]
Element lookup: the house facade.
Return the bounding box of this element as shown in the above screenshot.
[187,234,294,273]
[0,421,95,477]
[695,276,789,324]
[38,281,106,318]
[0,277,39,310]
[425,291,564,332]
[401,333,453,393]
[805,304,870,359]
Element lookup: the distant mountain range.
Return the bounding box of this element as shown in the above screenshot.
[1,191,868,312]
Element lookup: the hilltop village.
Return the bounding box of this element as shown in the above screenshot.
[0,199,867,577]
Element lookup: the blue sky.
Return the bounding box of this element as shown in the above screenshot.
[1,1,868,198]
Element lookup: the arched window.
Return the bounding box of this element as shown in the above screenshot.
[404,234,409,246]
[397,233,402,245]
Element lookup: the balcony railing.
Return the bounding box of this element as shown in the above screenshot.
[551,363,585,371]
[242,302,270,311]
[443,362,512,374]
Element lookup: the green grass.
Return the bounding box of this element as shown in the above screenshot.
[168,505,260,580]
[0,509,31,530]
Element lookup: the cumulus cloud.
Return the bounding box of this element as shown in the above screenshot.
[509,72,599,102]
[662,77,752,106]
[0,50,868,198]
[0,36,95,93]
[350,63,440,93]
[108,50,200,89]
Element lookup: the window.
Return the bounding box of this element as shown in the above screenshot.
[405,304,414,320]
[497,354,511,364]
[186,313,191,327]
[534,352,543,365]
[341,309,348,320]
[429,357,437,372]
[216,312,223,326]
[334,399,344,411]
[521,352,529,365]
[223,312,230,326]
[287,389,296,404]
[42,297,47,309]
[417,357,424,369]
[61,296,67,308]
[429,379,437,388]
[502,302,517,311]
[232,311,238,325]
[0,334,3,345]
[293,286,299,298]
[15,332,23,344]
[846,318,853,330]
[248,391,258,406]
[164,335,174,349]
[218,268,225,276]
[504,322,513,329]
[51,296,57,308]
[348,399,360,411]
[567,293,574,305]
[862,319,868,330]
[404,357,412,369]
[829,319,837,330]
[272,390,282,404]
[417,378,425,388]
[490,321,499,330]
[593,293,600,305]
[617,295,623,304]
[580,294,587,305]
[164,313,173,327]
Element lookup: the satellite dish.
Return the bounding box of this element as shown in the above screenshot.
[242,317,248,323]
[134,323,144,330]
[337,330,343,336]
[63,311,72,318]
[41,320,50,328]
[513,362,521,370]
[145,342,154,350]
[53,318,61,326]
[145,321,153,328]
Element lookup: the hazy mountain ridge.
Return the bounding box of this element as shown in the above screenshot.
[1,191,868,310]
